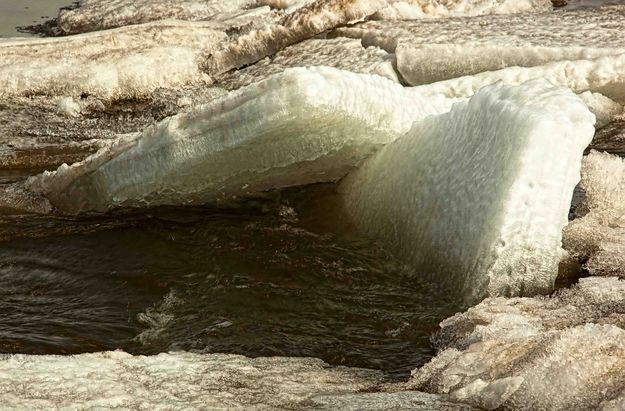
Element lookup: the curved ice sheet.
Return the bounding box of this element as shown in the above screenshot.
[563,150,625,277]
[334,6,625,85]
[26,67,457,214]
[339,80,595,301]
[411,276,625,410]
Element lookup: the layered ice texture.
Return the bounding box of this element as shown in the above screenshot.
[26,67,457,214]
[339,80,595,301]
[412,277,625,410]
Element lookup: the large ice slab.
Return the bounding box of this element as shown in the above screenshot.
[563,150,625,277]
[333,6,625,85]
[339,80,595,301]
[26,67,457,214]
[411,276,625,410]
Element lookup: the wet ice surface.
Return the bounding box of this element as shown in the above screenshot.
[0,194,460,379]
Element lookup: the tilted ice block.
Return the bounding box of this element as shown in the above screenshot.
[373,0,551,20]
[26,67,457,214]
[333,6,625,85]
[563,150,625,277]
[339,80,595,301]
[412,277,625,410]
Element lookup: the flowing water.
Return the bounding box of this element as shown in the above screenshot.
[0,188,461,379]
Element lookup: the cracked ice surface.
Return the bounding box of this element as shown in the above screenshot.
[25,67,458,214]
[563,150,625,277]
[411,276,625,410]
[334,6,625,85]
[339,80,595,301]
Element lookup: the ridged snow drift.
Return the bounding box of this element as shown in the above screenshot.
[334,6,625,85]
[412,277,625,410]
[26,67,457,214]
[339,80,595,301]
[563,150,625,277]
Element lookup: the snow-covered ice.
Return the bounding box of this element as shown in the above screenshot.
[339,80,595,301]
[411,276,625,410]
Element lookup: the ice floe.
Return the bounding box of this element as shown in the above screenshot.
[563,150,625,277]
[334,6,625,84]
[339,80,595,301]
[411,276,625,410]
[25,67,457,214]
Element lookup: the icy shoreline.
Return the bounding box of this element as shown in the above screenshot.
[1,0,625,409]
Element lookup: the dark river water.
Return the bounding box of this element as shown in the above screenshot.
[0,190,461,379]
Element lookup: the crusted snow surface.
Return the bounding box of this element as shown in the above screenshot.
[563,151,625,277]
[0,21,226,100]
[373,0,551,20]
[410,277,625,410]
[334,6,625,85]
[339,81,595,301]
[0,351,385,409]
[215,37,399,90]
[26,67,457,214]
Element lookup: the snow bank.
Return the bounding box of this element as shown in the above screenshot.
[334,6,625,85]
[563,150,625,277]
[411,276,625,410]
[339,80,595,301]
[26,67,457,214]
